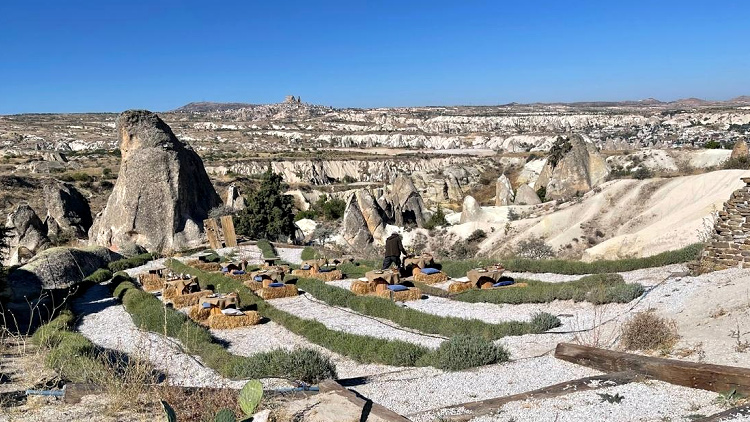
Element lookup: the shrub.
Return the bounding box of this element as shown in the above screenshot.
[620,311,679,351]
[108,253,159,272]
[632,167,653,180]
[83,268,113,284]
[234,169,296,241]
[515,236,555,259]
[531,312,562,331]
[424,205,448,230]
[294,209,318,221]
[723,156,750,170]
[433,335,509,371]
[704,140,722,149]
[256,239,277,258]
[466,229,487,244]
[300,247,319,261]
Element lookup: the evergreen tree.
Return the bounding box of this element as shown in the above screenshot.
[234,170,296,241]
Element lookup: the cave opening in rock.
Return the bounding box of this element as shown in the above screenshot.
[402,210,418,228]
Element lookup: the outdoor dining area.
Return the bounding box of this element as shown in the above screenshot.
[187,292,261,329]
[292,258,343,281]
[405,254,449,284]
[448,264,525,293]
[350,268,422,301]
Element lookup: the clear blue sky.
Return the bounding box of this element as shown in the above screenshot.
[1,0,749,114]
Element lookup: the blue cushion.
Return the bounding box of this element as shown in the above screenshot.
[319,268,332,273]
[221,267,229,273]
[268,283,285,288]
[493,280,515,288]
[301,265,311,270]
[421,268,440,275]
[387,284,409,292]
[201,302,212,308]
[254,276,263,282]
[233,270,246,275]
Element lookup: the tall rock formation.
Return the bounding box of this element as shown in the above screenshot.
[387,174,428,227]
[342,193,375,251]
[514,184,542,205]
[731,140,749,160]
[459,195,481,223]
[4,204,51,266]
[43,179,92,238]
[536,135,609,200]
[226,183,246,211]
[89,110,222,252]
[495,175,514,206]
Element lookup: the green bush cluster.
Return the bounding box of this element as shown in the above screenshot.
[83,268,113,284]
[31,310,110,383]
[256,239,278,259]
[234,169,296,241]
[454,274,644,305]
[112,276,337,383]
[296,278,561,339]
[168,261,511,370]
[108,252,160,272]
[294,194,346,222]
[433,335,510,371]
[423,205,448,230]
[300,247,319,261]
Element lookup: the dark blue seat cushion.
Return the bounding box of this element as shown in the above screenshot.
[301,265,311,270]
[268,282,285,288]
[254,276,263,282]
[493,280,515,288]
[233,270,246,275]
[387,284,409,292]
[221,267,229,272]
[421,268,441,275]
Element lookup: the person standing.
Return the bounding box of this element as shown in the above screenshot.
[382,232,406,270]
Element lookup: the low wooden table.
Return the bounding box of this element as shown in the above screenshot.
[467,267,505,287]
[404,254,434,269]
[365,269,400,285]
[201,294,239,309]
[250,269,284,283]
[166,279,198,295]
[301,258,327,269]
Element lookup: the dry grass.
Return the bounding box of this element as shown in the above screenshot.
[448,281,473,293]
[169,290,214,308]
[155,385,244,422]
[207,311,262,329]
[350,280,376,295]
[258,285,298,300]
[373,287,422,302]
[413,271,449,284]
[620,311,679,351]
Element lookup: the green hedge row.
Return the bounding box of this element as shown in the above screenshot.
[167,260,510,370]
[453,274,645,305]
[256,240,277,259]
[108,252,160,272]
[111,275,337,383]
[295,278,561,339]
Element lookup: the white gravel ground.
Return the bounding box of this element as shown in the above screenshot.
[211,321,403,379]
[267,293,445,349]
[276,246,303,264]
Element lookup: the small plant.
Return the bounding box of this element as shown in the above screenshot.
[714,389,744,408]
[632,167,653,180]
[424,205,448,230]
[239,379,263,416]
[213,409,236,422]
[729,324,750,353]
[515,236,555,259]
[466,229,487,244]
[598,392,624,404]
[434,335,509,371]
[530,312,561,332]
[620,311,679,351]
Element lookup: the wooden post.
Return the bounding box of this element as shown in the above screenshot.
[555,343,750,395]
[220,215,237,247]
[203,218,221,249]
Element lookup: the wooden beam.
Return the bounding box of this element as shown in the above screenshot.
[697,405,750,421]
[203,218,221,249]
[220,215,237,248]
[318,379,412,422]
[435,371,643,421]
[555,343,750,395]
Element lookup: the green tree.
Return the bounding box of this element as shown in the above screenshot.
[424,205,448,230]
[234,169,296,241]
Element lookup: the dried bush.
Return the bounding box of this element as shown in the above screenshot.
[515,236,555,259]
[620,311,679,351]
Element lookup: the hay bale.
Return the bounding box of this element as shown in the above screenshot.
[163,285,178,300]
[139,274,164,292]
[258,284,298,300]
[311,269,343,282]
[479,281,494,289]
[374,287,422,302]
[188,305,212,322]
[243,280,264,291]
[187,260,221,272]
[170,290,214,308]
[414,271,448,284]
[291,269,313,278]
[448,282,474,293]
[350,280,375,295]
[208,311,261,329]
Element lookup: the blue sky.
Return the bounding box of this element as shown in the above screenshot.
[1,0,749,113]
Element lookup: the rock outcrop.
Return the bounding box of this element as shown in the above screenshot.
[5,204,50,266]
[459,196,481,223]
[536,135,609,200]
[701,177,750,270]
[385,175,428,227]
[342,194,375,251]
[89,110,222,252]
[495,175,514,206]
[43,179,92,238]
[731,140,749,160]
[514,184,542,205]
[226,183,246,211]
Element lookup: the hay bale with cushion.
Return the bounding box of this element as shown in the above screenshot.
[243,279,264,292]
[374,285,422,302]
[169,290,214,308]
[208,310,261,329]
[139,274,164,292]
[413,268,448,284]
[311,269,343,282]
[188,304,212,323]
[448,281,474,293]
[291,268,313,278]
[350,280,376,295]
[258,284,298,300]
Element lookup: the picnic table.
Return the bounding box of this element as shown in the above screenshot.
[365,269,400,285]
[166,279,198,295]
[250,269,284,283]
[201,294,239,309]
[404,254,434,269]
[467,267,505,286]
[301,258,328,269]
[263,256,280,266]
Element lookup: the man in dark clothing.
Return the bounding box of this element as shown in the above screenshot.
[382,232,407,270]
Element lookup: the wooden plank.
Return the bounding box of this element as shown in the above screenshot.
[203,218,221,249]
[436,371,643,421]
[220,215,237,247]
[697,404,750,421]
[555,343,750,395]
[318,379,412,422]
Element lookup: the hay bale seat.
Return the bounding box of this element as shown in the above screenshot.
[186,260,222,272]
[373,287,422,302]
[258,284,298,300]
[350,280,376,295]
[291,268,313,278]
[138,274,165,292]
[188,304,213,322]
[310,269,343,282]
[243,280,264,292]
[207,311,261,329]
[413,270,448,284]
[168,290,214,308]
[448,281,474,294]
